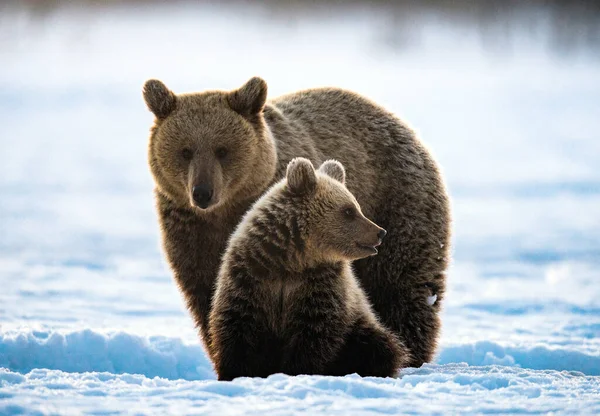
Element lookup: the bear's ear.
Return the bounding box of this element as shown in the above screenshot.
[143,79,177,119]
[318,160,346,185]
[286,157,317,196]
[228,77,268,118]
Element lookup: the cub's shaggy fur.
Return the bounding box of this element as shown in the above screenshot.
[143,77,451,367]
[209,158,409,380]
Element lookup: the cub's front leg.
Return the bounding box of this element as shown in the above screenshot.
[280,288,347,376]
[209,294,278,381]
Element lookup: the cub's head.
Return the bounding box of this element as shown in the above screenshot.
[143,77,276,213]
[284,158,386,263]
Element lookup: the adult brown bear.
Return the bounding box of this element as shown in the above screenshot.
[143,77,451,368]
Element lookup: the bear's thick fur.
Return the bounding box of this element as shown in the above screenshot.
[209,158,409,380]
[143,77,451,367]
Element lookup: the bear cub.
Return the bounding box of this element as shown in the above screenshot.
[209,157,410,381]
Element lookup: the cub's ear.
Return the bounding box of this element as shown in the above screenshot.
[318,160,346,185]
[228,77,268,118]
[286,157,317,196]
[143,79,177,119]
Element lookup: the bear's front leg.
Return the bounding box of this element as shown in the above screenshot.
[280,291,347,376]
[210,299,279,381]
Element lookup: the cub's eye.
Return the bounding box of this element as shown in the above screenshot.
[343,207,356,219]
[181,148,193,161]
[215,147,228,159]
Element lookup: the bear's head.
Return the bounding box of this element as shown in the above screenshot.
[143,77,277,214]
[284,158,386,263]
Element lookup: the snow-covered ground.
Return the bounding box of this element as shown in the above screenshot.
[1,1,599,414]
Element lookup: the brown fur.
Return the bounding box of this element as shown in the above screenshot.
[143,77,451,367]
[209,158,409,380]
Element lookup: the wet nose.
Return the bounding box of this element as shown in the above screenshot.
[378,229,387,241]
[192,185,213,209]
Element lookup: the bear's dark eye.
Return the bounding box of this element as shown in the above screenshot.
[215,147,228,160]
[343,207,356,219]
[181,148,194,161]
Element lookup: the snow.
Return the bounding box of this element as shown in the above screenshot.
[1,365,598,415]
[426,294,437,306]
[0,330,214,381]
[1,329,599,383]
[1,1,599,414]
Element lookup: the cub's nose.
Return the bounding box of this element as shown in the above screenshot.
[192,185,213,209]
[378,229,387,241]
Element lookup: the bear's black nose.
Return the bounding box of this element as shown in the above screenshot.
[192,185,213,209]
[378,229,387,241]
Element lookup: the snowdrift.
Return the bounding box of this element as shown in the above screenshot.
[2,329,599,382]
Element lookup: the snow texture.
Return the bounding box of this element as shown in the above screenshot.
[1,1,599,414]
[1,365,598,415]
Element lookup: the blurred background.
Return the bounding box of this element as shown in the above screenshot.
[1,0,599,369]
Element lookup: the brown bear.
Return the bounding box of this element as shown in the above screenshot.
[143,77,451,368]
[209,158,410,380]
